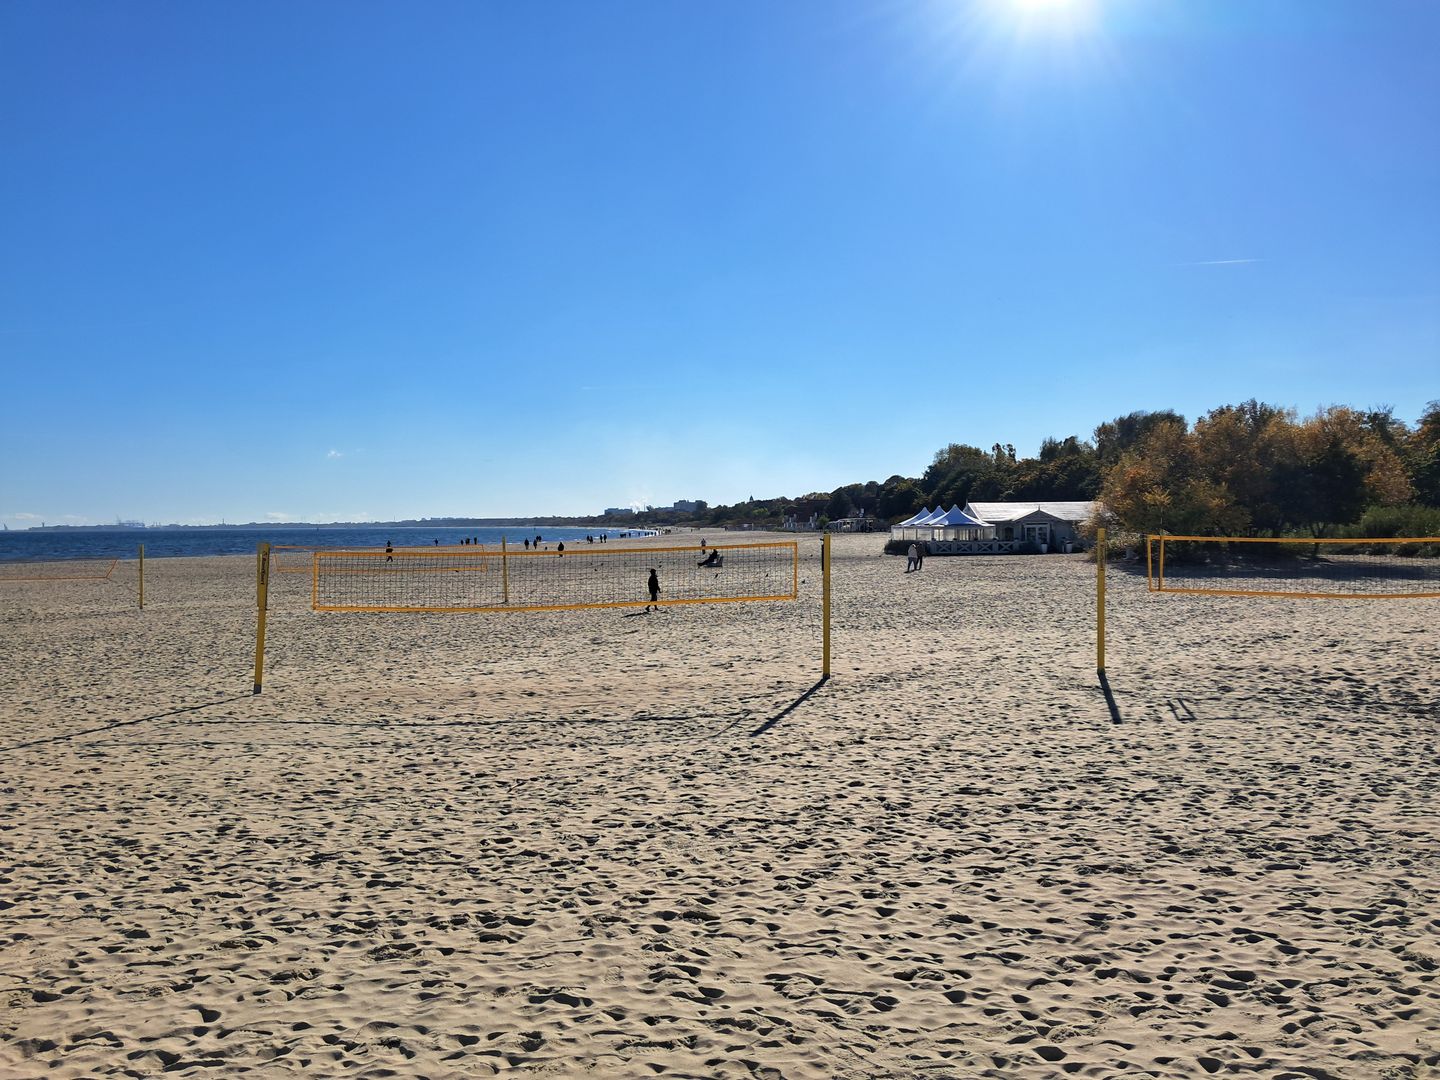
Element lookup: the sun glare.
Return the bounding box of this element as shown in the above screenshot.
[995,0,1099,34]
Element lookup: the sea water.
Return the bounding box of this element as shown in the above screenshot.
[0,526,656,563]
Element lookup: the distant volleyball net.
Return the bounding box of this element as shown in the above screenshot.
[1146,535,1440,599]
[272,545,325,574]
[0,558,119,582]
[310,541,800,613]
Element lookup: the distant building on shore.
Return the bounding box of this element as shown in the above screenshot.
[603,507,635,516]
[827,509,874,533]
[890,501,1097,554]
[963,501,1095,550]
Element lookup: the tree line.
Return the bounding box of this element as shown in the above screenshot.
[615,400,1440,538]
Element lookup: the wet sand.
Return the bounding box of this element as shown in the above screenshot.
[2,532,1437,1077]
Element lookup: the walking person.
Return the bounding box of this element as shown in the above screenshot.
[914,541,925,571]
[905,542,918,573]
[646,568,660,611]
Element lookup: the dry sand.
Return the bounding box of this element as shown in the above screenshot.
[2,531,1437,1078]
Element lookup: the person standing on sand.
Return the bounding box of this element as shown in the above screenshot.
[385,540,394,563]
[646,568,660,611]
[906,542,918,573]
[557,542,565,557]
[915,541,925,571]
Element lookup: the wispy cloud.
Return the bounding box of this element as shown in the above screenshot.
[326,449,344,459]
[265,511,290,521]
[1183,258,1262,266]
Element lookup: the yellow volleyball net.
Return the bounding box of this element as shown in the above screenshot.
[311,541,800,613]
[1146,535,1440,599]
[272,545,324,574]
[0,558,119,582]
[274,542,480,574]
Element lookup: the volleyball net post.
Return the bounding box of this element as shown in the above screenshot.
[254,542,271,694]
[138,544,145,610]
[822,532,832,679]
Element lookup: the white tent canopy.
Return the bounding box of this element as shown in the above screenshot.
[895,506,932,527]
[890,504,996,541]
[930,505,991,527]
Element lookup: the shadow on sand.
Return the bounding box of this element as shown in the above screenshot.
[1,694,253,753]
[1098,669,1122,725]
[751,676,829,737]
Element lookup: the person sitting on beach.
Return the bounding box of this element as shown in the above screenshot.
[698,548,721,568]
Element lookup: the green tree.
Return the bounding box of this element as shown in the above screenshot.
[1275,407,1413,530]
[877,476,923,521]
[923,443,1009,507]
[1099,417,1246,535]
[1190,400,1296,532]
[1094,410,1187,469]
[1405,401,1440,506]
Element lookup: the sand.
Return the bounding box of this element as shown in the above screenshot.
[1,531,1437,1078]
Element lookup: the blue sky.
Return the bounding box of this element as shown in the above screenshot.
[2,0,1436,525]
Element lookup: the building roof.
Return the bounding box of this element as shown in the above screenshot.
[964,501,1097,523]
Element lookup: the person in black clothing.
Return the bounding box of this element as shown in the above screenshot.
[646,568,660,611]
[698,548,720,568]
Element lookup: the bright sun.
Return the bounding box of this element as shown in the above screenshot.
[996,0,1097,33]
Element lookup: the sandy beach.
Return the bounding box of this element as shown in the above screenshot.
[2,531,1437,1078]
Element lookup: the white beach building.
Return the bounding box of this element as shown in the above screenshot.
[890,500,1098,554]
[962,501,1097,553]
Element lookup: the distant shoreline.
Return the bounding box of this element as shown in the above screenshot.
[22,519,622,533]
